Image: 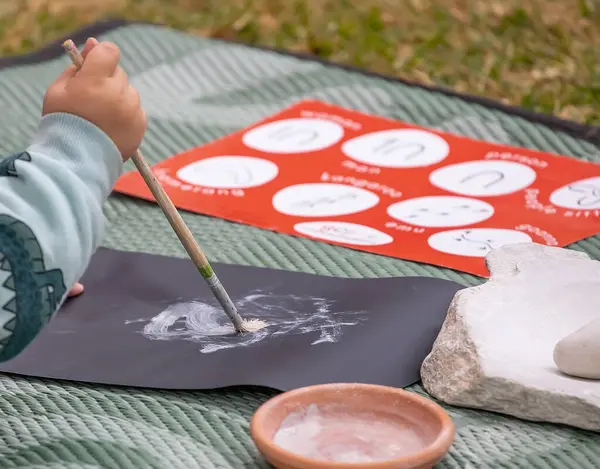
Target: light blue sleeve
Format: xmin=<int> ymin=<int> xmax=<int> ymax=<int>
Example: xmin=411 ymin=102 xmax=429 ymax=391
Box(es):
xmin=0 ymin=112 xmax=123 ymax=361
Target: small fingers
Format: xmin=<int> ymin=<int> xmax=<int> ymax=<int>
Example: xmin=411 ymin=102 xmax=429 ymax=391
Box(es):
xmin=133 ymin=107 xmax=148 ymax=137
xmin=126 ymin=84 xmax=141 ymax=111
xmin=78 ymin=41 xmax=120 ymax=78
xmin=120 ymin=106 xmax=147 ymax=161
xmin=139 ymin=108 xmax=148 ymax=132
xmin=113 ymin=66 xmax=130 ymax=93
xmin=68 ymin=282 xmax=84 ymax=297
xmin=50 ymin=37 xmax=99 ymax=87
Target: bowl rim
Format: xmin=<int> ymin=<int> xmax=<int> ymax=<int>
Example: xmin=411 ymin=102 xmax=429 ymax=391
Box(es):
xmin=250 ymin=382 xmax=455 ymax=469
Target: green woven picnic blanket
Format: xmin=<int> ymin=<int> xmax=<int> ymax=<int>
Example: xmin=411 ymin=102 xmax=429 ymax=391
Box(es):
xmin=1 ymin=20 xmax=599 ymax=469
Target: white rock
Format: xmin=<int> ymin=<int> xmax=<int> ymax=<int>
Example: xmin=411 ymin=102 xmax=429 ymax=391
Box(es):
xmin=421 ymin=242 xmax=600 ymax=432
xmin=554 ymin=316 xmax=600 ymax=380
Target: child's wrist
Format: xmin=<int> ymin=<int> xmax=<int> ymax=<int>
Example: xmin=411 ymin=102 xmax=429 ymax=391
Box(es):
xmin=29 ymin=112 xmax=123 ymax=194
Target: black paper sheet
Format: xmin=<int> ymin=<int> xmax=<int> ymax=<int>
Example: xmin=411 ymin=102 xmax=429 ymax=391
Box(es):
xmin=0 ymin=248 xmax=463 ymax=391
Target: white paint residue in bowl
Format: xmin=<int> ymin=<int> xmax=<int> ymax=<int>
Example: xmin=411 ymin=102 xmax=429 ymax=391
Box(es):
xmin=273 ymin=404 xmax=426 ymax=463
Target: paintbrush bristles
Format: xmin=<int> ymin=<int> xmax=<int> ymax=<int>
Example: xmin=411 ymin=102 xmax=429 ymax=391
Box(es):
xmin=241 ymin=319 xmax=268 ymax=333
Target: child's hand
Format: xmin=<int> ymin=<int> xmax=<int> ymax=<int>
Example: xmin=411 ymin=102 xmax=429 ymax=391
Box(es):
xmin=42 ymin=37 xmax=147 ymax=160
xmin=68 ymin=282 xmax=84 ymax=298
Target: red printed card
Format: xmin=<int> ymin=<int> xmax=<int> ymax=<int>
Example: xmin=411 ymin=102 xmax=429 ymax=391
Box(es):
xmin=114 ymin=100 xmax=600 ymax=277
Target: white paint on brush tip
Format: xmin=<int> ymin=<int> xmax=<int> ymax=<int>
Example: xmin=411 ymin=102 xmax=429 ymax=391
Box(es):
xmin=129 ymin=291 xmax=367 ymax=353
xmin=241 ymin=318 xmax=268 ymax=332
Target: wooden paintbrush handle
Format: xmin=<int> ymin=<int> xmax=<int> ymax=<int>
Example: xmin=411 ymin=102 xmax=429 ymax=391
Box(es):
xmin=62 ymin=39 xmax=250 ymax=332
xmin=62 ymin=39 xmax=212 ymax=275
xmin=130 ymin=150 xmax=212 ymax=276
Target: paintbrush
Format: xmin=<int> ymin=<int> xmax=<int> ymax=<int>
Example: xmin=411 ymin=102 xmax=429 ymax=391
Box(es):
xmin=62 ymin=39 xmax=265 ymax=334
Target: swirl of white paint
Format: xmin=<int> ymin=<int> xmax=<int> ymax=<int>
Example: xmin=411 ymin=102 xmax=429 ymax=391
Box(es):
xmin=136 ymin=292 xmax=367 ymax=354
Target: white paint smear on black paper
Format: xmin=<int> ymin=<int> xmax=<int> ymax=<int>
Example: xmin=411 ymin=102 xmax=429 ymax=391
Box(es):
xmin=0 ymin=248 xmax=463 ymax=391
xmin=131 ymin=292 xmax=367 ymax=353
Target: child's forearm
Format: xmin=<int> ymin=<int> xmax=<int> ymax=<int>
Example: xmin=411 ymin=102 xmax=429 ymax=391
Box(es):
xmin=0 ymin=113 xmax=122 ymax=361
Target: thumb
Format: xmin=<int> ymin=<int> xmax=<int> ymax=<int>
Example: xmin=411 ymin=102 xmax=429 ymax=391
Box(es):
xmin=51 ymin=37 xmax=99 ymax=86
xmin=81 ymin=37 xmax=99 ymax=59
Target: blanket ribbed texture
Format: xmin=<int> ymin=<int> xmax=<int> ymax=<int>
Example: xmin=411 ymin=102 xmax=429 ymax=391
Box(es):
xmin=0 ymin=22 xmax=598 ymax=468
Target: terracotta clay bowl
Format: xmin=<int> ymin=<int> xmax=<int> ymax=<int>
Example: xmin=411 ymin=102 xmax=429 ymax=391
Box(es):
xmin=250 ymin=383 xmax=454 ymax=469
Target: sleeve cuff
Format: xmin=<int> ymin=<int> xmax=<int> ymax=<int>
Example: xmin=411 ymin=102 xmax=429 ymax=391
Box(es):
xmin=27 ymin=112 xmax=123 ymax=200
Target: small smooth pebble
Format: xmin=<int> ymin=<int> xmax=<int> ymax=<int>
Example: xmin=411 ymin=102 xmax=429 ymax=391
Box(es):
xmin=554 ymin=317 xmax=600 ymax=380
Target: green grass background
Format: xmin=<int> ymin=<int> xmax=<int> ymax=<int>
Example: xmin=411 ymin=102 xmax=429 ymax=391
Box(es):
xmin=2 ymin=0 xmax=599 ymax=124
